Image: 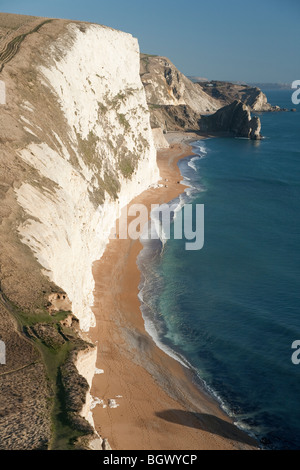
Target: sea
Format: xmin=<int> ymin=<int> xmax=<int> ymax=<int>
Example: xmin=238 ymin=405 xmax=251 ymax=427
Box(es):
xmin=137 ymin=89 xmax=300 ymax=449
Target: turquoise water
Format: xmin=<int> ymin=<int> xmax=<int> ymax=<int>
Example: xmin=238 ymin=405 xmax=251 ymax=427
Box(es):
xmin=138 ymin=90 xmax=300 ymax=449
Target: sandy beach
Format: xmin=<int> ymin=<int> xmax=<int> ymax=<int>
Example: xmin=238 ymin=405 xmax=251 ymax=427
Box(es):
xmin=90 ymin=134 xmax=258 ymax=450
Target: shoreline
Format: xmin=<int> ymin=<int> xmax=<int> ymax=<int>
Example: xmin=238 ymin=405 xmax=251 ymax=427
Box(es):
xmin=90 ymin=132 xmax=258 ymax=450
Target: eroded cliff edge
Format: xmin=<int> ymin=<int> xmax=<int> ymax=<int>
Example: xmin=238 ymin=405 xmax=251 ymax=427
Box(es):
xmin=0 ymin=14 xmax=158 ymax=449
xmin=140 ymin=54 xmax=264 ymax=139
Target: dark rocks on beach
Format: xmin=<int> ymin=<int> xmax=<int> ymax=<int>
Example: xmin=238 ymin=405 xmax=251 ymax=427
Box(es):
xmin=291 ymin=108 xmax=297 ymax=112
xmin=268 ymin=106 xmax=292 ymax=113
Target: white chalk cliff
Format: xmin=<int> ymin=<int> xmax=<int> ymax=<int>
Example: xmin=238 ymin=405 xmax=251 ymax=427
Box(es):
xmin=15 ymin=22 xmax=159 ymax=332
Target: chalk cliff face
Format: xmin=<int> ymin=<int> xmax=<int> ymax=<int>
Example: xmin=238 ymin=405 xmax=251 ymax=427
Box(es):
xmin=196 ymin=81 xmax=272 ymax=112
xmin=0 ymin=14 xmax=158 ymax=449
xmin=13 ymin=22 xmax=158 ymax=331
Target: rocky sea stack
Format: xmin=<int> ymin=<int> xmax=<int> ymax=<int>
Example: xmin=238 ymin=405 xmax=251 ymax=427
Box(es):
xmin=201 ymin=100 xmax=262 ymax=140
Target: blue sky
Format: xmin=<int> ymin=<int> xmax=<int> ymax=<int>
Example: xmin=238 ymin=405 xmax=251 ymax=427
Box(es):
xmin=0 ymin=0 xmax=299 ymax=83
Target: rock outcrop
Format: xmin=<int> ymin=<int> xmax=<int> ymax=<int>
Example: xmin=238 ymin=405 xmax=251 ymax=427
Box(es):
xmin=196 ymin=80 xmax=273 ymax=112
xmin=140 ymin=56 xmax=265 ymax=137
xmin=145 ymin=100 xmax=262 ymax=140
xmin=1 ymin=19 xmax=159 ymax=330
xmin=200 ymin=100 xmax=262 ymax=140
xmin=140 ymin=54 xmax=220 ymax=129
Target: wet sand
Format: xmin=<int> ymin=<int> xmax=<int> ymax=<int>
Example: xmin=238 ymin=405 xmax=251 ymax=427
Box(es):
xmin=90 ymin=137 xmax=258 ymax=450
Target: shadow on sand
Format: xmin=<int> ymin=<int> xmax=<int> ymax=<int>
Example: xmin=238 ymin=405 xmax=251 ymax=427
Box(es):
xmin=156 ymin=409 xmax=257 ymax=447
